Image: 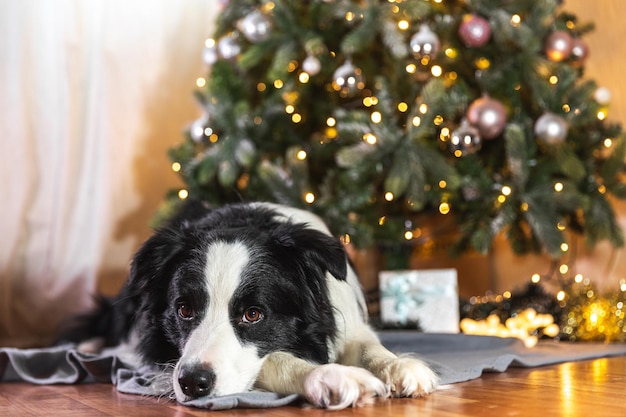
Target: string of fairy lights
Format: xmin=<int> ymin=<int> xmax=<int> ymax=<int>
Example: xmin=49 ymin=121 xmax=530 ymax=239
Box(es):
xmin=168 ymin=0 xmax=625 ymax=343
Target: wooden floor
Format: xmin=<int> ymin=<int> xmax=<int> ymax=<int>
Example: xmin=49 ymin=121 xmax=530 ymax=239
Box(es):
xmin=1 ymin=356 xmax=625 ymax=417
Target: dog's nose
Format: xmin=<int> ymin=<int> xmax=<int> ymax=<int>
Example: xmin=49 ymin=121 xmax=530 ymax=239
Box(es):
xmin=177 ymin=364 xmax=216 ymax=399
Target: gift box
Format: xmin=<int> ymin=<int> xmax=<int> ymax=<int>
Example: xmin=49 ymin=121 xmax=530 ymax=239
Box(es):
xmin=379 ymin=269 xmax=459 ymax=332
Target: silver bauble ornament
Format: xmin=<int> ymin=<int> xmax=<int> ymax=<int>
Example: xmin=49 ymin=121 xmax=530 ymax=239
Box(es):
xmin=190 ymin=114 xmax=211 ymax=143
xmin=594 ymin=87 xmax=612 ymax=105
xmin=409 ymin=25 xmax=440 ymax=60
xmin=237 ymin=10 xmax=272 ymax=43
xmin=202 ymin=40 xmax=218 ymax=65
xmin=218 ymin=33 xmax=241 ymax=60
xmin=466 ymin=96 xmax=507 ymax=140
xmin=545 ymin=30 xmax=573 ymax=62
xmin=302 ymin=54 xmax=321 ymax=75
xmin=535 ymin=112 xmax=568 ymax=145
xmin=450 ymin=119 xmax=482 ymax=155
xmin=332 ymin=60 xmax=365 ymax=96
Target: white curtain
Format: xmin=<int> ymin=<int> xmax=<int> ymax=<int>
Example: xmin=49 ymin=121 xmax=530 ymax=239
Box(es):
xmin=0 ymin=0 xmax=219 ymax=347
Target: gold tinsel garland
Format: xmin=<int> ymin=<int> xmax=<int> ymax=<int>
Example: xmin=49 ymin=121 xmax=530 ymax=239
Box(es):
xmin=461 ymin=277 xmax=626 ymax=344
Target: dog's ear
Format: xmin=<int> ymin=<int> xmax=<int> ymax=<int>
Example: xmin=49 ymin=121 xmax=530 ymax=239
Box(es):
xmin=127 ymin=201 xmax=207 ymax=294
xmin=126 ymin=226 xmax=186 ymax=295
xmin=271 ymin=224 xmax=348 ymax=281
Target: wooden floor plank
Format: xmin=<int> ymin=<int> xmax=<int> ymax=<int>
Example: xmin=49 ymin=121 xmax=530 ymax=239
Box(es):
xmin=1 ymin=356 xmax=625 ymax=416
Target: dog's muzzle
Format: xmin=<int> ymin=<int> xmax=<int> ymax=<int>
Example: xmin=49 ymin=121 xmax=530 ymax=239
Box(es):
xmin=177 ymin=363 xmax=216 ymax=399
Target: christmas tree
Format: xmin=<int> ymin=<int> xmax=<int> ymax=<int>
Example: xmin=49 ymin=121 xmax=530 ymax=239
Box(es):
xmin=166 ymin=0 xmax=626 ymax=267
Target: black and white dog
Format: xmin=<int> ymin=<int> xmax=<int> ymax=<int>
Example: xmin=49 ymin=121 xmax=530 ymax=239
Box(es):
xmin=66 ymin=202 xmax=437 ymax=409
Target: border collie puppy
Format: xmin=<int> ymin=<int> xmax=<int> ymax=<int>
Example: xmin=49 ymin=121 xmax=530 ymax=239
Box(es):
xmin=66 ymin=202 xmax=437 ymax=409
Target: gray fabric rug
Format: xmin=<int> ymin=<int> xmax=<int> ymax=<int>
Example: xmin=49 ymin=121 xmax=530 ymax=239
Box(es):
xmin=2 ymin=332 xmax=625 ymax=410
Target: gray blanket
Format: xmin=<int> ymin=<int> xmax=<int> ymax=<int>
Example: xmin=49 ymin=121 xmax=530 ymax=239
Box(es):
xmin=2 ymin=332 xmax=626 ymax=410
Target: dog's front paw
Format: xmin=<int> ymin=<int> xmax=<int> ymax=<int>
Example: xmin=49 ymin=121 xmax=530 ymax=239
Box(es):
xmin=304 ymin=364 xmax=389 ymax=410
xmin=381 ymin=356 xmax=438 ymax=398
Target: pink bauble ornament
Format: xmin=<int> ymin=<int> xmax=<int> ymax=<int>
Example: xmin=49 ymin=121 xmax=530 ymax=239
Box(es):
xmin=570 ymin=38 xmax=589 ymax=67
xmin=467 ymin=96 xmax=507 ymax=140
xmin=458 ymin=14 xmax=491 ymax=47
xmin=545 ymin=30 xmax=573 ymax=62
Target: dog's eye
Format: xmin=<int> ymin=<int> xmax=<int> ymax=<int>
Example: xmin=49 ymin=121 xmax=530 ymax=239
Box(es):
xmin=242 ymin=307 xmax=264 ymax=324
xmin=177 ymin=303 xmax=195 ymax=320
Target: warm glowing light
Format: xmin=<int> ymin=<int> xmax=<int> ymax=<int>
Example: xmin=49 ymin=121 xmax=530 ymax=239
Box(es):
xmin=404 ymin=231 xmax=413 ymax=240
xmin=503 ymin=291 xmax=512 ymax=299
xmin=440 ymin=127 xmax=450 ymax=140
xmin=209 ymin=133 xmax=219 ymax=143
xmin=562 ymin=104 xmax=571 ymax=113
xmin=287 ymin=60 xmax=298 ymax=72
xmin=285 ymin=104 xmax=295 ymax=114
xmin=604 ymin=138 xmax=613 ymax=148
xmin=205 ymin=38 xmax=216 ymax=48
xmin=501 ymin=186 xmax=512 ymax=196
xmin=304 ymin=192 xmax=315 ymax=203
xmin=419 ymin=103 xmax=428 ymax=114
xmin=171 ymin=162 xmax=181 ymax=172
xmin=196 ymin=77 xmax=207 ymax=88
xmin=378 ymin=216 xmax=386 ymax=226
xmin=397 ymin=102 xmax=409 ymax=112
xmin=575 ymin=273 xmax=584 ymax=283
xmin=345 ymin=11 xmax=355 ymax=21
xmin=497 ymin=195 xmax=506 ymax=203
xmin=412 ymin=116 xmax=421 ymax=127
xmin=561 ymin=242 xmax=569 ymax=252
xmin=298 ymin=72 xmax=310 ymax=83
xmin=292 ymin=113 xmax=302 ymax=123
xmin=510 ymin=14 xmax=521 ymax=27
xmin=178 ymin=189 xmax=189 ymax=200
xmin=520 ymin=202 xmax=529 ymax=211
xmin=326 ymin=117 xmax=336 ymax=127
xmin=433 ymin=115 xmax=444 ymax=125
xmin=431 ymin=65 xmax=443 ymax=77
xmin=475 ymin=57 xmax=490 ymax=70
xmin=554 ymin=182 xmax=564 ymax=192
xmin=341 ymin=234 xmax=351 ymax=245
xmin=444 ymin=48 xmax=458 ymax=58
xmin=274 ymin=79 xmax=284 ymax=89
xmin=385 ymin=192 xmax=394 ymax=201
xmin=257 ymin=83 xmax=267 ymax=92
xmin=363 ymin=133 xmax=377 ymax=145
xmin=557 ymin=222 xmax=566 ymax=231
xmin=439 ymin=202 xmax=451 ymax=214
xmin=597 ymin=110 xmax=607 ymax=120
xmin=296 ymin=150 xmax=307 ymax=160
xmin=406 ymin=64 xmax=417 ymax=74
xmin=531 ymin=273 xmax=541 ymax=283
xmin=438 ymin=180 xmax=447 ymax=189
xmin=549 ymin=75 xmax=559 ymax=85
xmin=598 ymin=184 xmax=606 ymax=194
xmin=398 ymin=20 xmax=410 ymax=30
xmin=371 ymin=111 xmax=382 ymax=123
xmin=253 ymin=116 xmax=262 ymax=125
xmin=559 ymin=264 xmax=569 ymax=274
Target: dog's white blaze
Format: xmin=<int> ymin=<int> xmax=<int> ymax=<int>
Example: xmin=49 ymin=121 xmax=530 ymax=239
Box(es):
xmin=174 ymin=241 xmax=264 ymax=398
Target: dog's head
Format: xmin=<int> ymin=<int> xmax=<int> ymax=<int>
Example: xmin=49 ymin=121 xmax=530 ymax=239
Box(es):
xmin=125 ymin=203 xmax=347 ymax=401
